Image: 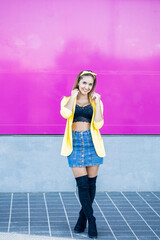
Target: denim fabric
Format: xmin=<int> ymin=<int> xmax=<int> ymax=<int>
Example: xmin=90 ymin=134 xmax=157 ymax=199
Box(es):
xmin=67 ymin=129 xmax=103 ymax=167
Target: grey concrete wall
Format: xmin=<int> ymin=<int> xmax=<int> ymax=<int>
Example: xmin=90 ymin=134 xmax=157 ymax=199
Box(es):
xmin=0 ymin=135 xmax=160 ymax=192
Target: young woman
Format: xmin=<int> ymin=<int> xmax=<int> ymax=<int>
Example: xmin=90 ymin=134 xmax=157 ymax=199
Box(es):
xmin=60 ymin=70 xmax=106 ymax=239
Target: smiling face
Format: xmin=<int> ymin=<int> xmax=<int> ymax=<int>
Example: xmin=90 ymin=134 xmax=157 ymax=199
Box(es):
xmin=78 ymin=76 xmax=94 ymax=95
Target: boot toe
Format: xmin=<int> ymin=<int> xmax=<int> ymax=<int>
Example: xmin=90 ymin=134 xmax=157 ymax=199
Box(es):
xmin=88 ymin=230 xmax=98 ymax=239
xmin=88 ymin=217 xmax=98 ymax=239
xmin=88 ymin=235 xmax=97 ymax=239
xmin=74 ymin=217 xmax=86 ymax=233
xmin=88 ymin=232 xmax=98 ymax=239
xmin=74 ymin=228 xmax=85 ymax=233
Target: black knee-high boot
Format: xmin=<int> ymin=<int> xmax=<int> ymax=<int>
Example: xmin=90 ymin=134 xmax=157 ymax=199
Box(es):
xmin=89 ymin=176 xmax=97 ymax=203
xmin=74 ymin=175 xmax=97 ymax=239
xmin=74 ymin=176 xmax=97 ymax=233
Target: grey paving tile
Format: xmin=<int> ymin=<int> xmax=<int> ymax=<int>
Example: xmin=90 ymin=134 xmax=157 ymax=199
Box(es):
xmin=111 ymin=225 xmax=131 ymax=231
xmin=0 ymin=191 xmax=160 ymax=239
xmin=11 ymin=217 xmax=28 ymax=222
xmin=97 ymin=230 xmax=115 ymax=236
xmin=10 ymin=222 xmax=28 ymax=227
xmin=143 ymin=216 xmax=160 ymax=221
xmin=154 ymin=231 xmax=160 ymax=237
xmin=123 ymin=215 xmax=144 ymax=220
xmin=51 ymin=231 xmax=71 ymax=237
xmin=114 ymin=231 xmax=135 ymax=237
xmin=12 ymin=198 xmax=28 ymax=202
xmin=0 ymin=227 xmax=8 ymax=232
xmin=48 ymin=209 xmax=65 ymax=213
xmin=12 ymin=208 xmax=28 ymax=213
xmin=135 ymin=231 xmax=159 ymax=237
xmin=151 ymin=225 xmax=160 ymax=231
xmin=29 ymin=205 xmax=45 ymax=209
xmin=0 ymin=217 xmax=9 ymax=222
xmin=107 ymin=192 xmax=123 ymax=196
xmin=49 ymin=216 xmax=66 ymax=221
xmin=95 ymin=238 xmax=115 ymax=240
xmin=48 ymin=212 xmax=65 ymax=216
xmin=30 ymin=221 xmax=48 ymax=227
xmin=10 ymin=226 xmax=28 ymax=232
xmin=0 ymin=223 xmax=8 ymax=227
xmin=12 ymin=205 xmax=28 ymax=209
xmin=103 ymin=216 xmax=124 ymax=221
xmin=30 ymin=219 xmax=48 ymax=223
xmin=30 ymin=211 xmax=46 ymax=216
xmin=107 ymin=220 xmax=127 ymax=225
xmin=146 ymin=220 xmax=160 ymax=225
xmin=9 ymin=230 xmax=28 ymax=234
xmin=131 ymin=225 xmax=151 ymax=231
xmin=30 ymin=231 xmax=50 ymax=236
xmin=0 ymin=201 xmax=11 ymax=205
xmin=30 ymin=226 xmax=49 ymax=231
xmin=11 ymin=213 xmax=28 ymax=217
xmin=138 ymin=210 xmax=158 ymax=215
xmin=0 ymin=206 xmax=10 ymax=210
xmin=138 ymin=237 xmax=159 ymax=240
xmin=116 ymin=238 xmax=137 ymax=240
xmin=152 ymin=192 xmax=160 ymax=197
xmin=127 ymin=220 xmax=150 ymax=225
xmin=30 ymin=209 xmax=46 ymax=213
xmin=50 ymin=221 xmax=69 ymax=226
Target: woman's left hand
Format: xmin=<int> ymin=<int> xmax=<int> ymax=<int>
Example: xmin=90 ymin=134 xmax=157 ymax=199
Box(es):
xmin=91 ymin=92 xmax=101 ymax=104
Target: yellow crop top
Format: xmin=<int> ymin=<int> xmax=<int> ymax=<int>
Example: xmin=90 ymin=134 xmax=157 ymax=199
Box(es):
xmin=60 ymin=96 xmax=106 ymax=157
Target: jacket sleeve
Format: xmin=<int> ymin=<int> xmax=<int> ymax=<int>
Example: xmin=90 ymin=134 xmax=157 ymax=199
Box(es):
xmin=93 ymin=100 xmax=104 ymax=130
xmin=60 ymin=96 xmax=73 ymax=119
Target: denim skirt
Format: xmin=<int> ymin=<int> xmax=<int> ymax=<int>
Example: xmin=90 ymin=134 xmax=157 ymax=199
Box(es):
xmin=67 ymin=129 xmax=103 ymax=167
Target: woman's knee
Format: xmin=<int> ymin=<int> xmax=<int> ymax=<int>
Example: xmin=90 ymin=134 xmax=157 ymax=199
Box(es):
xmin=86 ymin=166 xmax=99 ymax=178
xmin=71 ymin=167 xmax=88 ymax=178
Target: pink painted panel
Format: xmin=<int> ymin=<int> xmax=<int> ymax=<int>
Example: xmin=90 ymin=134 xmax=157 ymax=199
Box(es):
xmin=0 ymin=0 xmax=160 ymax=134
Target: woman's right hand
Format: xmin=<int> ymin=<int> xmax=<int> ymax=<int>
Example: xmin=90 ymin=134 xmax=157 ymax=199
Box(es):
xmin=71 ymin=88 xmax=79 ymax=98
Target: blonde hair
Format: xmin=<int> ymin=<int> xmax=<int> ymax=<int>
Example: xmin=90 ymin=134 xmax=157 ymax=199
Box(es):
xmin=72 ymin=70 xmax=97 ymax=97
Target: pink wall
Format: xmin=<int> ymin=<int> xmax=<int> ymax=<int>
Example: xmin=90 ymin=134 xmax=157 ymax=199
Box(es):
xmin=0 ymin=0 xmax=160 ymax=134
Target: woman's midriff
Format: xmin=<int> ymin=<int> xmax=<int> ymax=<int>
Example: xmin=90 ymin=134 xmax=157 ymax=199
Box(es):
xmin=72 ymin=122 xmax=90 ymax=131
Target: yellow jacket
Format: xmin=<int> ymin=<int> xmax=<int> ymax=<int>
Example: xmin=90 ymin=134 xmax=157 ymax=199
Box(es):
xmin=60 ymin=96 xmax=106 ymax=157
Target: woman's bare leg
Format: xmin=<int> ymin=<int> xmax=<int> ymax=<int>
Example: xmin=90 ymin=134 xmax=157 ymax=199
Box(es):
xmin=71 ymin=165 xmax=100 ymax=178
xmin=86 ymin=165 xmax=100 ymax=177
xmin=71 ymin=167 xmax=87 ymax=178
